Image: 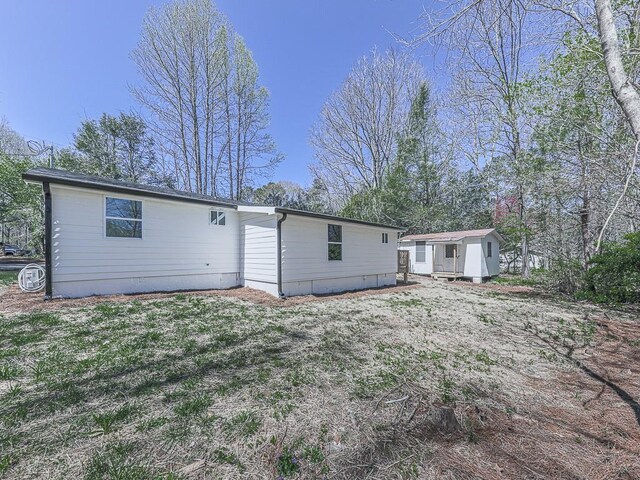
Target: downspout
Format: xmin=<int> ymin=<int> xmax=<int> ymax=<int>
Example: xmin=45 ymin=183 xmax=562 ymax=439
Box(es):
xmin=276 ymin=212 xmax=288 ymax=298
xmin=43 ymin=182 xmax=53 ymax=299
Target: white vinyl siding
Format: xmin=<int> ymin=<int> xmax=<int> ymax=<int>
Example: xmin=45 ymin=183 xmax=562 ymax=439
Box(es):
xmin=239 ymin=212 xmax=277 ymax=287
xmin=482 ymin=234 xmax=501 ymax=277
xmin=47 ymin=184 xmax=402 ymax=298
xmin=50 ymin=185 xmax=240 ymax=297
xmin=281 ymin=216 xmax=398 ymax=284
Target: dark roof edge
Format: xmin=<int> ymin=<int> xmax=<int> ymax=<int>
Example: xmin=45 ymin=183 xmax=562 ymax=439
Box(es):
xmin=22 ymin=169 xmax=239 ymax=209
xmin=274 ymin=207 xmax=405 ymax=231
xmin=22 ymin=168 xmax=406 ymax=229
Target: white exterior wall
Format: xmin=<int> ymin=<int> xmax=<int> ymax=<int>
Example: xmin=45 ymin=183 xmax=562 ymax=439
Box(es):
xmin=398 ymin=241 xmax=433 ymax=274
xmin=482 ymin=233 xmax=501 ymax=277
xmin=462 ymin=239 xmax=483 ymax=279
xmin=50 ymin=185 xmax=241 ymax=298
xmin=400 ymin=235 xmax=501 ymax=281
xmin=239 ymin=212 xmax=278 ymax=296
xmin=281 ymin=216 xmax=399 ymax=296
xmin=458 ymin=241 xmax=468 ymax=274
xmin=47 ymin=184 xmax=403 ymax=299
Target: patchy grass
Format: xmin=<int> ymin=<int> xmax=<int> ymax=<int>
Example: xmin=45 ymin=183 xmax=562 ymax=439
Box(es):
xmin=0 ymin=270 xmax=17 ymax=286
xmin=0 ymin=279 xmax=638 ymax=479
xmin=493 ymin=271 xmax=544 ymax=287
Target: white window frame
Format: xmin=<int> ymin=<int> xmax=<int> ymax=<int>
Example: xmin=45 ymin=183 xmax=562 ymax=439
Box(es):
xmin=328 ymin=224 xmax=342 ymax=261
xmin=209 ymin=210 xmax=226 ymax=226
xmin=487 ymin=241 xmax=493 ymax=258
xmin=104 ymin=195 xmax=143 ymax=239
xmin=445 ymin=244 xmax=456 ymax=258
xmin=382 ymin=232 xmax=389 ymax=244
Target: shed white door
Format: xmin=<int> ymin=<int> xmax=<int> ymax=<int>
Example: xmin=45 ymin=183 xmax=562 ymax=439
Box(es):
xmin=442 ymin=244 xmax=456 ymax=273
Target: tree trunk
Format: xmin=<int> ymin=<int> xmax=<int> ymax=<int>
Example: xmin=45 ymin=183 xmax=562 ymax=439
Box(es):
xmin=580 ymin=192 xmax=591 ymax=267
xmin=595 ymin=0 xmax=640 ymax=140
xmin=595 ymin=0 xmax=640 ymax=251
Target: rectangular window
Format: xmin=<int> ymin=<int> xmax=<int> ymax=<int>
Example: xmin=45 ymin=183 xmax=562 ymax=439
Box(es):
xmin=416 ymin=241 xmax=426 ymax=263
xmin=328 ymin=224 xmax=342 ymax=261
xmin=106 ymin=197 xmax=142 ymax=238
xmin=487 ymin=241 xmax=492 ymax=258
xmin=445 ymin=244 xmax=455 ymax=258
xmin=382 ymin=233 xmax=389 ymax=244
xmin=210 ymin=210 xmax=226 ymax=225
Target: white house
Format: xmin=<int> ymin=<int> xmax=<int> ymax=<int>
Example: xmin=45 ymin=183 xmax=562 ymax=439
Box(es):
xmin=23 ymin=168 xmax=402 ymax=299
xmin=398 ymin=229 xmax=503 ymax=283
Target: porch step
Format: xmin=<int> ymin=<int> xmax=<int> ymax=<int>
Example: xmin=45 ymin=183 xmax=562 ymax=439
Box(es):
xmin=433 ymin=275 xmax=457 ymax=282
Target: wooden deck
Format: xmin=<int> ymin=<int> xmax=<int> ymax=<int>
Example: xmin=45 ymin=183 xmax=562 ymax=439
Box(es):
xmin=431 ymin=271 xmax=463 ymax=280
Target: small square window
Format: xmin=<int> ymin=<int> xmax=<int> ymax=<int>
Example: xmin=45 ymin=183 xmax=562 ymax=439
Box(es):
xmin=328 ymin=224 xmax=342 ymax=243
xmin=328 ymin=243 xmax=342 ymax=261
xmin=210 ymin=210 xmax=226 ymax=225
xmin=445 ymin=244 xmax=456 ymax=258
xmin=106 ymin=197 xmax=142 ymax=238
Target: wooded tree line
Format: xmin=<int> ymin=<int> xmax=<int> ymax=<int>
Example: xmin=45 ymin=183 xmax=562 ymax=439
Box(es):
xmin=306 ymin=0 xmax=640 ymax=293
xmin=1 ymin=0 xmax=638 ymax=299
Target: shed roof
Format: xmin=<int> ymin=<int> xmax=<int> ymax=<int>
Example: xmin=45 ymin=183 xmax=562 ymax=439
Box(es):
xmin=23 ymin=168 xmax=404 ymax=230
xmin=399 ymin=228 xmax=503 ymax=243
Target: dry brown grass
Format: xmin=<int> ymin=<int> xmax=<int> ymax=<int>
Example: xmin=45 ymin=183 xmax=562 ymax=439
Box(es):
xmin=0 ymin=275 xmax=638 ymax=479
xmin=0 ymin=281 xmax=423 ymax=314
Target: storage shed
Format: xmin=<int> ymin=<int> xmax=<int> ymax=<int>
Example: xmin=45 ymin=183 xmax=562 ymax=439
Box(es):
xmin=23 ymin=168 xmax=403 ymax=299
xmin=398 ymin=229 xmax=503 ymax=283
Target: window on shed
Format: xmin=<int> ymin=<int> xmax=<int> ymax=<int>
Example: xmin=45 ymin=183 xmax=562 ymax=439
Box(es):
xmin=487 ymin=241 xmax=492 ymax=257
xmin=445 ymin=244 xmax=456 ymax=258
xmin=210 ymin=210 xmax=226 ymax=225
xmin=328 ymin=224 xmax=342 ymax=261
xmin=105 ymin=197 xmax=142 ymax=238
xmin=415 ymin=241 xmax=426 ymax=263
xmin=382 ymin=233 xmax=389 ymax=243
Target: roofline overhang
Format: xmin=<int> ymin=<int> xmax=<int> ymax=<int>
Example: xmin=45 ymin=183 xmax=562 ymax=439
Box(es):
xmin=22 ymin=170 xmax=239 ymax=209
xmin=22 ymin=168 xmax=407 ymax=230
xmin=399 ymin=237 xmax=466 ymax=243
xmin=399 ymin=230 xmax=504 ymax=244
xmin=274 ymin=207 xmax=405 ymax=231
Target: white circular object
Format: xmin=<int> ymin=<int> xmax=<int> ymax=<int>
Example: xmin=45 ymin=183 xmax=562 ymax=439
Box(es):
xmin=18 ymin=264 xmax=46 ymax=292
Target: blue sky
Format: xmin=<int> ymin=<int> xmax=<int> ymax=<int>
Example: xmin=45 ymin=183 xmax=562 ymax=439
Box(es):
xmin=0 ymin=0 xmax=441 ymax=185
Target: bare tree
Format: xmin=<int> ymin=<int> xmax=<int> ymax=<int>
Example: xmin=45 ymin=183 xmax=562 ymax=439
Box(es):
xmin=309 ymin=48 xmax=426 ymax=205
xmin=418 ymin=0 xmax=538 ymax=275
xmin=131 ymin=0 xmax=223 ymax=193
xmin=412 ymin=0 xmax=640 ymax=265
xmin=229 ymin=35 xmax=282 ymax=200
xmin=131 ymin=0 xmax=280 ymax=198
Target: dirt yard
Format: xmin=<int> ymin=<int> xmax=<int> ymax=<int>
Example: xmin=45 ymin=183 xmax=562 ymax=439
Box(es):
xmin=0 ymin=275 xmax=638 ymax=479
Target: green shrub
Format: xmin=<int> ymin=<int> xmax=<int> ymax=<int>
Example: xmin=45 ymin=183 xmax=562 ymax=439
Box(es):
xmin=580 ymin=232 xmax=640 ymax=304
xmin=545 ymin=259 xmax=585 ymax=294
